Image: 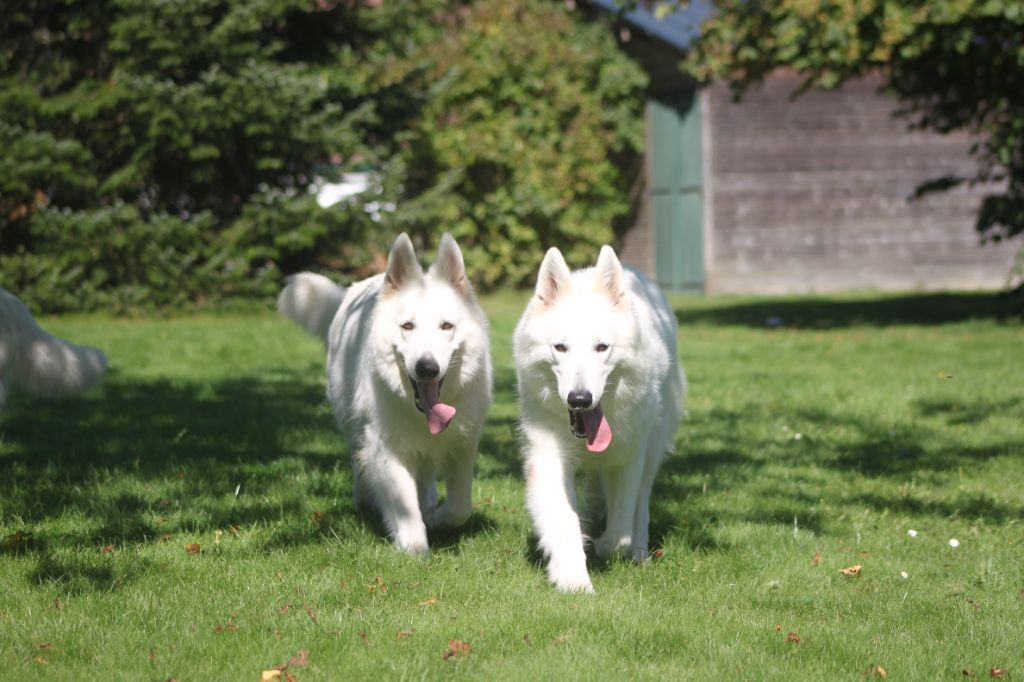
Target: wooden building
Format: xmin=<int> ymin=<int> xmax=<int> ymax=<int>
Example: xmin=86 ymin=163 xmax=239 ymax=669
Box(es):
xmin=595 ymin=2 xmax=1019 ymax=294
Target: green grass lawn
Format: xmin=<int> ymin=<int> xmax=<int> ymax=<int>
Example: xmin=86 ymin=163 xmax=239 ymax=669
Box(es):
xmin=1 ymin=291 xmax=1022 ymax=680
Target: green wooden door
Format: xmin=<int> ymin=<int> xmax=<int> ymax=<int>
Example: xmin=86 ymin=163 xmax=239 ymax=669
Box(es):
xmin=649 ymin=90 xmax=704 ymax=293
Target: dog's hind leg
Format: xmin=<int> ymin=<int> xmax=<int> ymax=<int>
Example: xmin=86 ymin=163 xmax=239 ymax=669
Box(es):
xmin=581 ymin=472 xmax=605 ymax=536
xmin=425 ymin=444 xmax=475 ymax=530
xmin=417 ymin=470 xmax=439 ymax=515
xmin=594 ymin=435 xmax=648 ymax=560
xmin=630 ymin=437 xmax=667 ymax=561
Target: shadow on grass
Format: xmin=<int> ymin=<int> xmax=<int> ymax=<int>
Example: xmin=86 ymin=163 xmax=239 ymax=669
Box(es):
xmin=646 ymin=398 xmax=1024 ymax=550
xmin=0 ymin=375 xmax=335 ymax=550
xmin=676 ymin=291 xmax=1021 ymax=329
xmin=1 ymin=370 xmax=509 ymax=567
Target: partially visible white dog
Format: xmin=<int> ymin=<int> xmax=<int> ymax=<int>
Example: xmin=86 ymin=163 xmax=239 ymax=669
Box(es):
xmin=0 ymin=288 xmax=108 ymax=413
xmin=278 ymin=233 xmax=492 ymax=555
xmin=514 ymin=245 xmax=686 ymax=592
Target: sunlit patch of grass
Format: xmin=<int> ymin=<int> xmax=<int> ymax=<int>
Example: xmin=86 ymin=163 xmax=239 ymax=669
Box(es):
xmin=0 ymin=291 xmax=1021 ymax=679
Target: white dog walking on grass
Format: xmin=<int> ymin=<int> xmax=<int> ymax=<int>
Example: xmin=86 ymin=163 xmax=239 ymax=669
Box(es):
xmin=278 ymin=233 xmax=492 ymax=555
xmin=514 ymin=245 xmax=686 ymax=592
xmin=0 ymin=288 xmax=108 ymax=414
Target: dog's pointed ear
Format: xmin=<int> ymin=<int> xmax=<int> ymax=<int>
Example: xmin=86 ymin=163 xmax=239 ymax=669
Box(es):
xmin=593 ymin=245 xmax=626 ymax=305
xmin=383 ymin=233 xmax=423 ymax=296
xmin=429 ymin=232 xmax=471 ymax=298
xmin=535 ymin=247 xmax=572 ymax=305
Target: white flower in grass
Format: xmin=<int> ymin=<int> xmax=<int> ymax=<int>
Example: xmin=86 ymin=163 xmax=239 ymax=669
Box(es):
xmin=948 ymin=538 xmax=960 ymax=548
xmin=793 ymin=433 xmax=803 ymax=441
xmin=900 ymin=571 xmax=908 ymax=579
xmin=907 ymin=529 xmax=918 ymax=538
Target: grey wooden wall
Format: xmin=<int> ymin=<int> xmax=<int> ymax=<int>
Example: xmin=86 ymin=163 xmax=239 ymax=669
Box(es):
xmin=703 ymin=70 xmax=1018 ymax=294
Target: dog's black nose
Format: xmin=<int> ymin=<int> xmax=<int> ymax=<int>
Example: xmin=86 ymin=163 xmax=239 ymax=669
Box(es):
xmin=567 ymin=390 xmax=592 ymax=409
xmin=415 ymin=356 xmax=440 ymax=379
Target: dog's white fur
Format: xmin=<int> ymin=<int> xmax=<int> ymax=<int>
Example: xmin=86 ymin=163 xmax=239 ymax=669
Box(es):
xmin=0 ymin=288 xmax=108 ymax=413
xmin=514 ymin=245 xmax=686 ymax=592
xmin=278 ymin=233 xmax=492 ymax=555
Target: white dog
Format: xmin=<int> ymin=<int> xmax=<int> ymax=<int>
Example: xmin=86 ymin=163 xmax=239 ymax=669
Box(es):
xmin=0 ymin=288 xmax=108 ymax=413
xmin=514 ymin=245 xmax=686 ymax=592
xmin=278 ymin=233 xmax=492 ymax=555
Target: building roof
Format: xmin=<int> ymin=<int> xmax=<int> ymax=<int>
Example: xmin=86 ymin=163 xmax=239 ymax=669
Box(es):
xmin=588 ymin=0 xmax=711 ymax=52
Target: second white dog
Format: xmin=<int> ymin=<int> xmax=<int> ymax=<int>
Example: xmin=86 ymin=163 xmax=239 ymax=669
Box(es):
xmin=278 ymin=233 xmax=492 ymax=555
xmin=514 ymin=245 xmax=686 ymax=592
xmin=0 ymin=288 xmax=108 ymax=414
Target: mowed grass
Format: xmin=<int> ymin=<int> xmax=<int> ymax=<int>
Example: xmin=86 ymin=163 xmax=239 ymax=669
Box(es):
xmin=1 ymin=291 xmax=1022 ymax=680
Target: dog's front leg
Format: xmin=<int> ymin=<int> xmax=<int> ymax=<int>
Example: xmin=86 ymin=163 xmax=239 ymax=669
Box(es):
xmin=357 ymin=437 xmax=429 ymax=556
xmin=524 ymin=436 xmax=593 ymax=593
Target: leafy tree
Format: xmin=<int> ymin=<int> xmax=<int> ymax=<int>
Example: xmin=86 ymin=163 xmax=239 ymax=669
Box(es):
xmin=380 ymin=0 xmax=648 ymax=288
xmin=1 ymin=0 xmax=647 ymax=309
xmin=682 ymin=1 xmax=1024 ymax=253
xmin=0 ymin=0 xmax=391 ymax=311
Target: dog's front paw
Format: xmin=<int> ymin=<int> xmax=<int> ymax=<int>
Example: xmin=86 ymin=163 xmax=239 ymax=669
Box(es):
xmin=392 ymin=521 xmax=430 ymax=557
xmin=594 ymin=532 xmax=633 ymax=560
xmin=424 ymin=502 xmax=471 ymax=531
xmin=547 ymin=557 xmax=594 ymax=594
xmin=394 ymin=536 xmax=430 ymax=557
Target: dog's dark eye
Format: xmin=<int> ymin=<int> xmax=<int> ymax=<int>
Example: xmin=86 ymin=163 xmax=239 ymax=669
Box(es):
xmin=400 ymin=321 xmax=414 ymax=331
xmin=441 ymin=321 xmax=454 ymax=331
xmin=554 ymin=343 xmax=567 ymax=353
xmin=595 ymin=343 xmax=609 ymax=353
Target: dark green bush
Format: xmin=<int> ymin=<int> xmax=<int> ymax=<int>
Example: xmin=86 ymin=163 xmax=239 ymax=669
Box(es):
xmin=1 ymin=0 xmax=647 ymax=310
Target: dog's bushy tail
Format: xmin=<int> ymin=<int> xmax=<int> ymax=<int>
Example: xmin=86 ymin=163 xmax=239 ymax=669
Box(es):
xmin=277 ymin=273 xmax=345 ymax=342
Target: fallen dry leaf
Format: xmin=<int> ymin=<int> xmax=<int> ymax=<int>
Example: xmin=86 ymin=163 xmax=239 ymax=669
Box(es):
xmin=651 ymin=548 xmax=665 ymax=559
xmin=304 ymin=605 xmax=317 ymax=623
xmin=417 ymin=598 xmax=437 ymax=607
xmin=185 ymin=543 xmax=201 ymax=555
xmin=786 ymin=632 xmax=801 ymax=644
xmin=357 ymin=630 xmax=369 ymax=646
xmin=863 ymin=664 xmax=888 ymax=678
xmin=261 ymin=671 xmax=282 ymax=682
xmin=2 ymin=530 xmax=33 ymax=553
xmin=279 ymin=602 xmax=292 ymax=614
xmin=101 ymin=544 xmax=115 ymax=554
xmin=367 ymin=576 xmax=387 ymax=594
xmin=812 ymin=550 xmax=822 ymax=566
xmin=775 ymin=624 xmax=782 ymax=632
xmin=990 ymin=669 xmax=1007 ymax=679
xmin=840 ymin=564 xmax=862 ymax=577
xmin=442 ymin=639 xmax=471 ymax=661
xmin=310 ymin=511 xmax=326 ymax=525
xmin=272 ymin=649 xmax=310 ymax=672
xmin=50 ymin=597 xmax=65 ymax=611
xmin=396 ymin=629 xmax=416 ymax=641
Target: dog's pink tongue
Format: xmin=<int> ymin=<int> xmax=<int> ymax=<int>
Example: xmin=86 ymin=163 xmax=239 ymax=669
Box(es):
xmin=419 ymin=380 xmax=456 ymax=435
xmin=583 ymin=405 xmax=612 ymax=452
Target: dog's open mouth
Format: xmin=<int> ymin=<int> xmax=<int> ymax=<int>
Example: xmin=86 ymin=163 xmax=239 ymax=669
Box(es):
xmin=410 ymin=377 xmax=456 ymax=435
xmin=567 ymin=404 xmax=613 ymax=453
